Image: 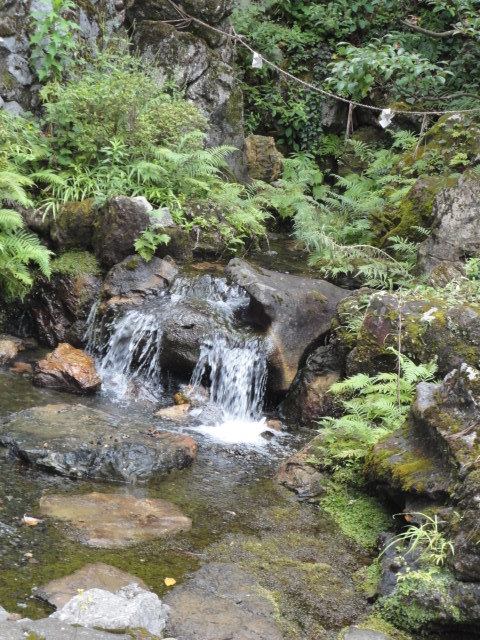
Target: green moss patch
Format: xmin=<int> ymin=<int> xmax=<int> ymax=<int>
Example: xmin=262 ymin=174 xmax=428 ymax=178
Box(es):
xmin=50 ymin=251 xmax=100 ymax=277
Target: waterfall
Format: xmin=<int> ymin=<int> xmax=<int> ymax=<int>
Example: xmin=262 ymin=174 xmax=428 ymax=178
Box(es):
xmin=191 ymin=334 xmax=267 ymax=422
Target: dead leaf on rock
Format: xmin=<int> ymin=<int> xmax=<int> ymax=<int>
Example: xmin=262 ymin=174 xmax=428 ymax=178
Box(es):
xmin=164 ymin=577 xmax=176 ymax=587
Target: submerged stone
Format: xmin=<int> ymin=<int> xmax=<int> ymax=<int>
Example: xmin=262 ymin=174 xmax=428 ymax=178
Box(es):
xmin=37 ymin=562 xmax=148 ymax=609
xmin=39 ymin=492 xmax=192 ymax=548
xmin=0 ymin=338 xmax=18 ymax=366
xmin=164 ymin=562 xmax=283 ymax=640
xmin=0 ymin=403 xmax=198 ymax=482
xmin=0 ymin=618 xmax=129 ymax=640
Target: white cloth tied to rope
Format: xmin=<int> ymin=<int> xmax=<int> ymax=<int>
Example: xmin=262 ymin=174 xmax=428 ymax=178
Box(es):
xmin=379 ymin=108 xmax=394 ymax=128
xmin=252 ymin=52 xmax=263 ymax=69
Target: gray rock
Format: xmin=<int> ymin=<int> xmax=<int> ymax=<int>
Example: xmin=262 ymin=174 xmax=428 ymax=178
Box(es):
xmin=7 ymin=53 xmax=32 ymax=85
xmin=102 ymin=255 xmax=178 ymax=303
xmin=340 ymin=629 xmax=392 ymax=640
xmin=226 ymin=259 xmax=350 ymax=394
xmin=51 ymin=584 xmax=169 ymax=635
xmin=0 ymin=605 xmax=8 ymax=621
xmin=2 ymin=100 xmax=24 ymax=115
xmin=164 ymin=563 xmax=283 ymax=640
xmin=0 ymin=403 xmax=198 ymax=482
xmin=418 ymin=174 xmax=480 ymax=274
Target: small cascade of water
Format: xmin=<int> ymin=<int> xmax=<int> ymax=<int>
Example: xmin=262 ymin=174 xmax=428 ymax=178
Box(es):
xmin=191 ymin=334 xmax=267 ymax=422
xmin=85 ymin=306 xmax=163 ymax=402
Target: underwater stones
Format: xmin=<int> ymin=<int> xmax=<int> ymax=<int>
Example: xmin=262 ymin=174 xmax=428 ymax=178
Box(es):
xmin=0 ymin=337 xmax=18 ymax=366
xmin=51 ymin=583 xmax=170 ymax=635
xmin=226 ymin=259 xmax=350 ymax=394
xmin=418 ymin=173 xmax=480 ymax=275
xmin=245 ymin=135 xmax=284 ymax=183
xmin=0 ymin=403 xmax=198 ymax=481
xmin=0 ymin=618 xmax=129 ymax=640
xmin=40 ymin=492 xmax=192 ymax=548
xmin=101 ymin=255 xmax=178 ymax=308
xmin=346 ymin=291 xmax=480 ymax=377
xmin=33 ymin=343 xmax=101 ymax=394
xmin=94 ymin=196 xmax=153 ymax=268
xmin=164 ymin=562 xmax=283 ymax=640
xmin=38 ymin=563 xmax=148 ymax=609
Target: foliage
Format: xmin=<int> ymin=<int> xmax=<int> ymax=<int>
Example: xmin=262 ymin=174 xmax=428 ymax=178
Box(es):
xmin=0 ymin=167 xmax=51 ymax=300
xmin=29 ymin=0 xmax=80 ymax=82
xmin=326 ymin=40 xmax=449 ymax=102
xmin=315 ymin=349 xmax=437 ymax=467
xmin=382 ymin=512 xmax=455 ymax=566
xmin=134 ymin=228 xmax=170 ymax=262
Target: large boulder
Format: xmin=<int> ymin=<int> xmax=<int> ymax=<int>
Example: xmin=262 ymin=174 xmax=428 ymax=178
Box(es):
xmin=0 ymin=403 xmax=198 ymax=481
xmin=33 ymin=343 xmax=101 ymax=393
xmin=346 ymin=291 xmax=480 ymax=378
xmin=40 ymin=492 xmax=191 ymax=549
xmin=164 ymin=563 xmax=283 ymax=640
xmin=51 ymin=584 xmax=169 ymax=635
xmin=418 ymin=173 xmax=480 ymax=275
xmin=225 ymin=259 xmax=350 ymax=394
xmin=49 ymin=200 xmax=98 ymax=251
xmin=366 ymin=364 xmax=480 ymax=582
xmin=93 ymin=196 xmax=152 ymax=268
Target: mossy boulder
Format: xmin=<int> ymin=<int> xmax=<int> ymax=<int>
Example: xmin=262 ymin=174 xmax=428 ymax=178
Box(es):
xmin=366 ymin=364 xmax=480 ymax=582
xmin=245 ymin=135 xmax=284 ymax=183
xmin=347 ymin=291 xmax=480 ymax=378
xmin=50 ymin=199 xmax=99 ymax=251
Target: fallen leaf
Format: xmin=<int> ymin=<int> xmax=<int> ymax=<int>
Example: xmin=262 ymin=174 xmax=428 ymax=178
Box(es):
xmin=164 ymin=577 xmax=176 ymax=587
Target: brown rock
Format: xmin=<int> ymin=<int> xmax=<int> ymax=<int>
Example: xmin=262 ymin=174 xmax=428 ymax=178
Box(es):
xmin=10 ymin=362 xmax=32 ymax=375
xmin=39 ymin=492 xmax=192 ymax=548
xmin=276 ymin=437 xmax=326 ymax=499
xmin=245 ymin=135 xmax=284 ymax=183
xmin=155 ymin=404 xmax=190 ymax=422
xmin=266 ymin=419 xmax=284 ymax=432
xmin=38 ymin=563 xmax=148 ymax=609
xmin=0 ymin=338 xmax=18 ymax=366
xmin=33 ymin=344 xmax=101 ymax=394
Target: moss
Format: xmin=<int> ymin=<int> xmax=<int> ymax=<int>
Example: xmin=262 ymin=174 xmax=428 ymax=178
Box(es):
xmin=50 ymin=251 xmax=100 ymax=277
xmin=353 ymin=560 xmax=382 ymax=599
xmin=357 ymin=614 xmax=412 ymax=640
xmin=320 ymin=484 xmax=393 ymax=551
xmin=122 ymin=256 xmax=139 ymax=271
xmin=56 ymin=199 xmax=97 ymax=231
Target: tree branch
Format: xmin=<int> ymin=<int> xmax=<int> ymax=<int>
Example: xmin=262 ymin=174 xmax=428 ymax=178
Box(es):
xmin=401 ymin=20 xmax=458 ymax=39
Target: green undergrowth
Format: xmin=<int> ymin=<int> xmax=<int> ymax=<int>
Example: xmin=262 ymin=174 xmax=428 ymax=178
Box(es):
xmin=50 ymin=250 xmax=100 ymax=277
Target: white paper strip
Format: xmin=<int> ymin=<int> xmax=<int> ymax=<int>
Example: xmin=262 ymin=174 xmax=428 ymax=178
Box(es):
xmin=379 ymin=108 xmax=394 ymax=128
xmin=252 ymin=52 xmax=263 ymax=69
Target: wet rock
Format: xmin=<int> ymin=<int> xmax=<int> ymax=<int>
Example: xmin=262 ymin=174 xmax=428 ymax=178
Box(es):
xmin=40 ymin=492 xmax=191 ymax=548
xmin=33 ymin=343 xmax=101 ymax=394
xmin=245 ymin=135 xmax=283 ymax=182
xmin=160 ymin=303 xmax=214 ymax=377
xmin=155 ymin=404 xmax=191 ymax=423
xmin=0 ymin=606 xmax=7 ymax=621
xmin=49 ymin=200 xmax=99 ymax=251
xmin=276 ymin=435 xmax=326 ymax=499
xmin=164 ymin=563 xmax=283 ymax=640
xmin=281 ymin=344 xmax=342 ymax=426
xmin=0 ymin=338 xmax=18 ymax=366
xmin=418 ymin=173 xmax=480 ymax=275
xmin=94 ymin=196 xmax=152 ymax=268
xmin=346 ymin=291 xmax=480 ymax=377
xmin=226 ymin=259 xmax=350 ymax=394
xmin=38 ymin=563 xmax=148 ymax=609
xmin=29 ymin=260 xmax=102 ymax=347
xmin=0 ymin=403 xmax=197 ymax=482
xmin=51 ymin=583 xmax=169 ymax=635
xmin=101 ymin=254 xmax=178 ymax=310
xmin=9 ymin=362 xmax=32 ymax=375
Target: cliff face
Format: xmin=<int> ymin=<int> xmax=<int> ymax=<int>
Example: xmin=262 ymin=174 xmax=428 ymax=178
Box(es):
xmin=0 ymin=0 xmax=246 ymax=177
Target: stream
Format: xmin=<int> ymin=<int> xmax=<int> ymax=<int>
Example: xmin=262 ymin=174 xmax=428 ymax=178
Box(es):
xmin=0 ymin=267 xmax=385 ymax=638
